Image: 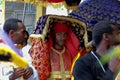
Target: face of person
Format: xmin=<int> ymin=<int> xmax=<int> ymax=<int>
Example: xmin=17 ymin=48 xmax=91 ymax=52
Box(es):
xmin=109 ymin=25 xmax=120 ymax=46
xmin=55 ymin=32 xmax=67 ymax=47
xmin=11 ymin=22 xmax=28 ymax=47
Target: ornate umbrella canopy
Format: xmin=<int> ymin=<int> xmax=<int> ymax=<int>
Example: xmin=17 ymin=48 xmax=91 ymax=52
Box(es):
xmin=6 ymin=0 xmax=81 ymax=9
xmin=70 ymin=0 xmax=120 ymax=29
xmin=33 ymin=15 xmax=87 ymax=45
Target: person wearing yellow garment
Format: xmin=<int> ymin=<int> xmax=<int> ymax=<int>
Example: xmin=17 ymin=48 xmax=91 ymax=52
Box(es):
xmin=0 ymin=18 xmax=38 ymax=80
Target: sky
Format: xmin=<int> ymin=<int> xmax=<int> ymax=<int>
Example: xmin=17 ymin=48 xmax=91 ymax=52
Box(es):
xmin=46 ymin=5 xmax=68 ymax=16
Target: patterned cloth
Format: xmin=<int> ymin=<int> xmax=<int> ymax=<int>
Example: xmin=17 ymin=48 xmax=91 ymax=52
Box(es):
xmin=33 ymin=15 xmax=49 ymax=34
xmin=70 ymin=0 xmax=120 ymax=29
xmin=29 ymin=36 xmax=50 ymax=80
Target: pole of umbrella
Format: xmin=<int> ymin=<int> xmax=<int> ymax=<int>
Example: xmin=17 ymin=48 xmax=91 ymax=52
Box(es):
xmin=22 ymin=2 xmax=26 ymax=23
xmin=1 ymin=0 xmax=5 ymax=28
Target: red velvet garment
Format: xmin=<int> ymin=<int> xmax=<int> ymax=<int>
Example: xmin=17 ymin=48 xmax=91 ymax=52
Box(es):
xmin=53 ymin=23 xmax=69 ymax=33
xmin=29 ymin=37 xmax=50 ymax=80
xmin=48 ymin=47 xmax=72 ymax=80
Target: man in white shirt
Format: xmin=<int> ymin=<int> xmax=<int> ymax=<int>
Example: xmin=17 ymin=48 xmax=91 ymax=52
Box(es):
xmin=0 ymin=18 xmax=38 ymax=80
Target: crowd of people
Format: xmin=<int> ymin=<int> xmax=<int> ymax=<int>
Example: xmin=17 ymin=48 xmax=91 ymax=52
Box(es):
xmin=0 ymin=17 xmax=120 ymax=80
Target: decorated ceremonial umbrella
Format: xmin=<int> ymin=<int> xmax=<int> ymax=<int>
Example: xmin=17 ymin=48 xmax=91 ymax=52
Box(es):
xmin=6 ymin=0 xmax=81 ymax=9
xmin=70 ymin=0 xmax=120 ymax=29
xmin=29 ymin=15 xmax=88 ymax=79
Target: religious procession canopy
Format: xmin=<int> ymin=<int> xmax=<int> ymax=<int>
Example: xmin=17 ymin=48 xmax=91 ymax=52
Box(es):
xmin=6 ymin=0 xmax=81 ymax=9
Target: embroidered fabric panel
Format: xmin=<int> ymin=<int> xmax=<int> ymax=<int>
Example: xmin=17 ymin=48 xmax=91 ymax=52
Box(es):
xmin=29 ymin=37 xmax=50 ymax=80
xmin=70 ymin=0 xmax=120 ymax=29
xmin=49 ymin=48 xmax=72 ymax=80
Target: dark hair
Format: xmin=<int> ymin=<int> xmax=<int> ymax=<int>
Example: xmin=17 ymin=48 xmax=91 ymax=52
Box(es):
xmin=92 ymin=21 xmax=118 ymax=47
xmin=3 ymin=18 xmax=22 ymax=34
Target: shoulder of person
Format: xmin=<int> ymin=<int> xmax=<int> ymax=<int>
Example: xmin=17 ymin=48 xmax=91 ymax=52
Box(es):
xmin=76 ymin=52 xmax=94 ymax=64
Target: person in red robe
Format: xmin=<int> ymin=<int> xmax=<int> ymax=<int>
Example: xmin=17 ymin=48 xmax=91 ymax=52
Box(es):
xmin=29 ymin=15 xmax=87 ymax=80
xmin=47 ymin=22 xmax=73 ymax=80
xmin=30 ymin=22 xmax=80 ymax=80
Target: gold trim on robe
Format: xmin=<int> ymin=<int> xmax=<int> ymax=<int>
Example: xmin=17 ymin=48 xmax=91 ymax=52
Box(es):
xmin=48 ymin=47 xmax=72 ymax=80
